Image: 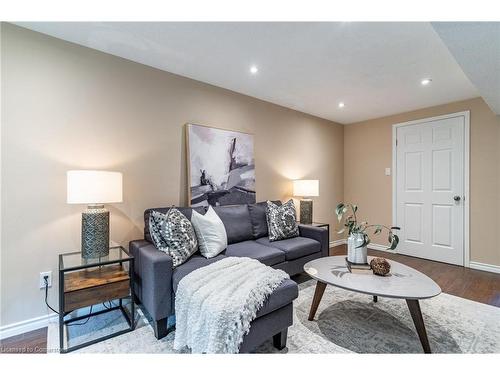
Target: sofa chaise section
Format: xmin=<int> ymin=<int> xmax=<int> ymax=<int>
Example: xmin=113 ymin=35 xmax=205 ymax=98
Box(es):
xmin=129 ymin=202 xmax=329 ymax=352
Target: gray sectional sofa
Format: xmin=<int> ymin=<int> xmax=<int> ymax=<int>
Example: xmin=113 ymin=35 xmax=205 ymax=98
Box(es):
xmin=129 ymin=201 xmax=329 ymax=352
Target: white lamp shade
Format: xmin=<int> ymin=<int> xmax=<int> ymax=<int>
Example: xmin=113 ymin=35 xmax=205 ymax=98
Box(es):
xmin=67 ymin=170 xmax=123 ymax=204
xmin=293 ymin=179 xmax=319 ymax=197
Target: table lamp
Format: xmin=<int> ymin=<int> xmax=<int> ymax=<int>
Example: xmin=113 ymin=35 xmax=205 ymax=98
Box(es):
xmin=293 ymin=179 xmax=319 ymax=225
xmin=67 ymin=170 xmax=123 ymax=259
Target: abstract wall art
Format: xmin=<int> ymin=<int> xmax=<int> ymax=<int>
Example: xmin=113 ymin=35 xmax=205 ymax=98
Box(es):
xmin=186 ymin=123 xmax=256 ymax=207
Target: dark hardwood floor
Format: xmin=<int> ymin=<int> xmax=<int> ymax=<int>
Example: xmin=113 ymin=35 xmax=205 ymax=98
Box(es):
xmin=0 ymin=327 xmax=47 ymax=354
xmin=1 ymin=245 xmax=499 ymax=354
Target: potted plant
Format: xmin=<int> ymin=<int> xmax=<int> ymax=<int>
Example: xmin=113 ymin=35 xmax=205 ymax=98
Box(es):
xmin=335 ymin=203 xmax=400 ymax=264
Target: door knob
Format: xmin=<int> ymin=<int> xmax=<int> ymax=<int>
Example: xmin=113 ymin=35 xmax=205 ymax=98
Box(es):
xmin=453 ymin=195 xmax=461 ymax=202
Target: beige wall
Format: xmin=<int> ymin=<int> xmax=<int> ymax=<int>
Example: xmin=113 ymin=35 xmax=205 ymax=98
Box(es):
xmin=3 ymin=22 xmax=498 ymax=331
xmin=0 ymin=24 xmax=344 ymax=327
xmin=344 ymin=97 xmax=500 ymax=266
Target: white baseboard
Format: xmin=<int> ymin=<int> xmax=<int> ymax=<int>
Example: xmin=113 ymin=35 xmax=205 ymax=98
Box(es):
xmin=329 ymin=239 xmax=346 ymax=248
xmin=0 ymin=312 xmax=57 ymax=340
xmin=367 ymin=243 xmax=396 ymax=253
xmin=469 ymin=261 xmax=500 ymax=274
xmin=329 ymin=239 xmax=395 ymax=254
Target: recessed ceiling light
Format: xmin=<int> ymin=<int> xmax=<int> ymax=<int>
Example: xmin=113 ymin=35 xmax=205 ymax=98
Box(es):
xmin=338 ymin=102 xmax=345 ymax=108
xmin=250 ymin=65 xmax=258 ymax=74
xmin=421 ymin=78 xmax=432 ymax=86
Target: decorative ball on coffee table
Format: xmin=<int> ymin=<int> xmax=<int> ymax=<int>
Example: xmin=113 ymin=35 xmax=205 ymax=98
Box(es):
xmin=370 ymin=257 xmax=391 ymax=276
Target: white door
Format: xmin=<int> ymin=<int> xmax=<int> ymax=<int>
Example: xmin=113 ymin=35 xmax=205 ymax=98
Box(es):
xmin=395 ymin=113 xmax=467 ymax=265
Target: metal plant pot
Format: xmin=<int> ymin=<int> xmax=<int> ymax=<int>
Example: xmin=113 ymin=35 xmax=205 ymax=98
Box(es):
xmin=347 ymin=232 xmax=368 ymax=264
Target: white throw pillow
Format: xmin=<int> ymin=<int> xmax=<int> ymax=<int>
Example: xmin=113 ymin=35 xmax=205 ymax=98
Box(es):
xmin=191 ymin=206 xmax=228 ymax=258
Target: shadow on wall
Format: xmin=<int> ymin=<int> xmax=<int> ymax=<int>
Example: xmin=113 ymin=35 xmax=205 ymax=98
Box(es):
xmin=108 ymin=205 xmax=142 ymax=246
xmin=20 ymin=141 xmax=149 ymax=248
xmin=179 ymin=124 xmax=188 ymax=206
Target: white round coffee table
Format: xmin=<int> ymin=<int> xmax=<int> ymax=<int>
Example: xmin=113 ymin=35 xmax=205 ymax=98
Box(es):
xmin=304 ymin=256 xmax=441 ymax=353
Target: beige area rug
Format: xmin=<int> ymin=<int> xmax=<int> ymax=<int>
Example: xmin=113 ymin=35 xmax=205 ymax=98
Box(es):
xmin=47 ymin=279 xmax=500 ymax=353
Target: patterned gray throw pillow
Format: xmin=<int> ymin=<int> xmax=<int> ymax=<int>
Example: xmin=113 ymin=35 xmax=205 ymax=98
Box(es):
xmin=149 ymin=208 xmax=198 ymax=267
xmin=266 ymin=200 xmax=299 ymax=242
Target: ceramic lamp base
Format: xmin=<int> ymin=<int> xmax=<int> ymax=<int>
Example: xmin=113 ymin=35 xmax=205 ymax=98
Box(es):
xmin=299 ymin=199 xmax=313 ymax=225
xmin=81 ymin=205 xmax=109 ymax=259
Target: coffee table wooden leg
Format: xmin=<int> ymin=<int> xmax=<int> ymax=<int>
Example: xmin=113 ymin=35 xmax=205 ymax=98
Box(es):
xmin=308 ymin=281 xmax=327 ymax=321
xmin=406 ymin=299 xmax=431 ymax=353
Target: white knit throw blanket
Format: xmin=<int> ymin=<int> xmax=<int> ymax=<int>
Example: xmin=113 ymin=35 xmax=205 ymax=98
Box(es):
xmin=173 ymin=257 xmax=289 ymax=353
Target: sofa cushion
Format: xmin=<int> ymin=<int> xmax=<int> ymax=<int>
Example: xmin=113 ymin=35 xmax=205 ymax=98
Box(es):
xmin=172 ymin=254 xmax=226 ymax=292
xmin=248 ymin=202 xmax=268 ymax=238
xmin=149 ymin=209 xmax=199 ymax=267
xmin=255 ymin=278 xmax=298 ymax=318
xmin=257 ymin=236 xmax=321 ymax=261
xmin=248 ymin=200 xmax=281 ymax=239
xmin=173 ymin=255 xmax=298 ymax=320
xmin=266 ymin=200 xmax=299 ymax=241
xmin=144 ymin=206 xmax=205 ymax=243
xmin=213 ymin=205 xmax=254 ymax=244
xmin=225 ymin=241 xmax=285 ymax=266
xmin=191 ymin=206 xmax=228 ymax=258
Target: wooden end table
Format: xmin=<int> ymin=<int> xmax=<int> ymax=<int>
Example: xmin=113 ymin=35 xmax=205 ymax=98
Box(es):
xmin=58 ymin=246 xmax=135 ymax=353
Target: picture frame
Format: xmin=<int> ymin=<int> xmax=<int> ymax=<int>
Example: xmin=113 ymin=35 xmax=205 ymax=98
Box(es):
xmin=186 ymin=123 xmax=256 ymax=207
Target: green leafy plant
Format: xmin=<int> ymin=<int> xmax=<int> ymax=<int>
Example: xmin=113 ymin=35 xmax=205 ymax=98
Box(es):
xmin=335 ymin=202 xmax=400 ymax=250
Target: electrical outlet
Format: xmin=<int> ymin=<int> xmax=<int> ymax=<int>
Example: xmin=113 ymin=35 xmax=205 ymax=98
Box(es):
xmin=40 ymin=271 xmax=52 ymax=289
xmin=385 ymin=167 xmax=391 ymax=176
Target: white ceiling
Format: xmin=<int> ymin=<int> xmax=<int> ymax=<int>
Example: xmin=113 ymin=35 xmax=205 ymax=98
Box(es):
xmin=431 ymin=22 xmax=500 ymax=116
xmin=16 ymin=22 xmax=481 ymax=124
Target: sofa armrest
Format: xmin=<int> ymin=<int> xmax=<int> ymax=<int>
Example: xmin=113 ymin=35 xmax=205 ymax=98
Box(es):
xmin=298 ymin=225 xmax=329 ymax=257
xmin=129 ymin=240 xmax=174 ymax=321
